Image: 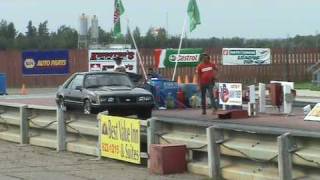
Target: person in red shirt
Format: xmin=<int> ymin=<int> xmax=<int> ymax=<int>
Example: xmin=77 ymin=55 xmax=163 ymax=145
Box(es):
xmin=196 ymin=53 xmax=218 ymax=115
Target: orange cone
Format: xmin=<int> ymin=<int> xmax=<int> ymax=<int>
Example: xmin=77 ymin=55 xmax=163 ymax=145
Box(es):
xmin=184 ymin=75 xmax=189 ymax=84
xmin=192 ymin=75 xmax=198 ymax=84
xmin=177 ymin=75 xmax=182 ymax=84
xmin=20 ymin=84 xmax=28 ymax=95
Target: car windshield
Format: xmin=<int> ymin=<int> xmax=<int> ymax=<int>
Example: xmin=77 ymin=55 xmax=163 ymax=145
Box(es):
xmin=84 ymin=73 xmax=133 ymax=88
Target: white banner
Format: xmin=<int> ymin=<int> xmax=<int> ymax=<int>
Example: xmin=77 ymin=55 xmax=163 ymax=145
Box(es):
xmin=304 ymin=103 xmax=320 ymax=121
xmin=222 ymin=48 xmax=271 ymax=65
xmin=88 ymin=49 xmax=138 ymax=73
xmin=219 ymin=83 xmax=242 ymax=106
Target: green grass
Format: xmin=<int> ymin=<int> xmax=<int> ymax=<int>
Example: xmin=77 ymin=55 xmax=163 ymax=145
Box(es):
xmin=295 ymin=82 xmax=320 ymax=91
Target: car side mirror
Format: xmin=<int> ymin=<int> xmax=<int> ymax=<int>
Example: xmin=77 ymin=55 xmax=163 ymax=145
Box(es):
xmin=75 ymin=86 xmax=83 ymax=91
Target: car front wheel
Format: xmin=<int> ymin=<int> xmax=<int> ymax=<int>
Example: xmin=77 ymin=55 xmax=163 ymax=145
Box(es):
xmin=137 ymin=108 xmax=152 ymax=120
xmin=57 ymin=97 xmax=67 ymax=111
xmin=83 ymin=99 xmax=92 ymax=114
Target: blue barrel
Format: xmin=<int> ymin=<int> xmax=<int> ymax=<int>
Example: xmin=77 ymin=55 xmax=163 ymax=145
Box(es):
xmin=180 ymin=84 xmax=198 ymax=100
xmin=0 ymin=73 xmax=7 ymax=95
xmin=149 ymin=79 xmax=178 ymax=107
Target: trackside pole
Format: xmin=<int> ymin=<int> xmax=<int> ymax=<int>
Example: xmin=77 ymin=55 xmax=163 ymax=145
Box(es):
xmin=126 ymin=18 xmax=147 ymax=81
xmin=172 ymin=14 xmax=188 ymax=81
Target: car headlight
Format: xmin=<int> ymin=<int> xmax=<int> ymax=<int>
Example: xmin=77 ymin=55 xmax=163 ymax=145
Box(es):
xmin=100 ymin=96 xmax=115 ymax=103
xmin=138 ymin=96 xmax=152 ymax=102
xmin=107 ymin=97 xmax=115 ymax=103
xmin=91 ymin=95 xmax=100 ymax=104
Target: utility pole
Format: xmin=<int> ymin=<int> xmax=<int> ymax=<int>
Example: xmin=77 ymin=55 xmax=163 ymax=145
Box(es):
xmin=285 ymin=34 xmax=290 ymax=81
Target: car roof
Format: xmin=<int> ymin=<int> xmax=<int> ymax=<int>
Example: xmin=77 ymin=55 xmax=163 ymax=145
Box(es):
xmin=74 ymin=71 xmax=127 ymax=76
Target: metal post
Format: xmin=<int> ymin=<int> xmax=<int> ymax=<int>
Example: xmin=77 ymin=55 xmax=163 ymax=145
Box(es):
xmin=97 ymin=113 xmax=102 ymax=159
xmin=147 ymin=118 xmax=159 ymax=168
xmin=278 ymin=133 xmax=294 ymax=180
xmin=248 ymin=85 xmax=256 ymax=116
xmin=19 ymin=105 xmax=29 ymax=144
xmin=259 ymin=83 xmax=266 ymax=113
xmin=56 ymin=106 xmax=66 ymax=152
xmin=207 ymin=126 xmax=223 ymax=179
xmin=283 ymin=84 xmax=292 ymax=114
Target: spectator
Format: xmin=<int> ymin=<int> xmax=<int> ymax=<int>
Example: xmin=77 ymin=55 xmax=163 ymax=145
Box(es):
xmin=113 ymin=57 xmax=126 ymax=73
xmin=196 ymin=53 xmax=218 ymax=115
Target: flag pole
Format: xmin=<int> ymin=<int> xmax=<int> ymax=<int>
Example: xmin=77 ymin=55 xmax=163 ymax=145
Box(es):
xmin=126 ymin=18 xmax=148 ymax=81
xmin=171 ymin=14 xmax=188 ymax=81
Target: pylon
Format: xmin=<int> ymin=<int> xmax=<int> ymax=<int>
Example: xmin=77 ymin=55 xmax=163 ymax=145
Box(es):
xmin=177 ymin=75 xmax=182 ymax=84
xmin=20 ymin=83 xmax=28 ymax=95
xmin=184 ymin=75 xmax=189 ymax=84
xmin=192 ymin=75 xmax=198 ymax=84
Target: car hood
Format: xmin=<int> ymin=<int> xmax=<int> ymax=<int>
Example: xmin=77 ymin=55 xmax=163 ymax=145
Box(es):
xmin=88 ymin=86 xmax=152 ymax=95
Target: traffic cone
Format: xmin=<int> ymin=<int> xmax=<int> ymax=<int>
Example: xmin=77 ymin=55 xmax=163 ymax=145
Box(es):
xmin=20 ymin=83 xmax=28 ymax=95
xmin=184 ymin=75 xmax=189 ymax=84
xmin=192 ymin=75 xmax=198 ymax=84
xmin=177 ymin=75 xmax=182 ymax=84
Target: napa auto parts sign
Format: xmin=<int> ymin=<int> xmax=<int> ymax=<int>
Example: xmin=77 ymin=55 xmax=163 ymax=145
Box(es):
xmin=154 ymin=48 xmax=203 ymax=68
xmin=219 ymin=83 xmax=242 ymax=106
xmin=89 ymin=49 xmax=137 ymax=73
xmin=22 ymin=50 xmax=69 ymax=75
xmin=222 ymin=48 xmax=271 ymax=65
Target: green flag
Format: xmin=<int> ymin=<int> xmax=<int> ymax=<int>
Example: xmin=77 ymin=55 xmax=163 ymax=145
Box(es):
xmin=113 ymin=0 xmax=125 ymax=37
xmin=187 ymin=0 xmax=201 ymax=32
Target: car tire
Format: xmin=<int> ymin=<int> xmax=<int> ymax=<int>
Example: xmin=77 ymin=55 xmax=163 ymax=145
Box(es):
xmin=57 ymin=97 xmax=68 ymax=111
xmin=83 ymin=99 xmax=92 ymax=114
xmin=83 ymin=99 xmax=99 ymax=114
xmin=137 ymin=108 xmax=152 ymax=120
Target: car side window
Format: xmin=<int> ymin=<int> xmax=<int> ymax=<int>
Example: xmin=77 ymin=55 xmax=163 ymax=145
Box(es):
xmin=67 ymin=75 xmax=84 ymax=90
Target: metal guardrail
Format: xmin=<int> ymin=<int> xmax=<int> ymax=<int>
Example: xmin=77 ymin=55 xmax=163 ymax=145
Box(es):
xmin=147 ymin=117 xmax=320 ymax=180
xmin=1 ymin=101 xmax=320 ymax=179
xmin=0 ymin=102 xmax=147 ymax=158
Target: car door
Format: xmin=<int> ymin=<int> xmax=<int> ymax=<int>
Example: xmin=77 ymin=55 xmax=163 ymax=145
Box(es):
xmin=65 ymin=74 xmax=85 ymax=107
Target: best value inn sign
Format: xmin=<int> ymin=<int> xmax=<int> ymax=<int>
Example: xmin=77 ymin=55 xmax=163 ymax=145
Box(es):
xmin=222 ymin=48 xmax=271 ymax=65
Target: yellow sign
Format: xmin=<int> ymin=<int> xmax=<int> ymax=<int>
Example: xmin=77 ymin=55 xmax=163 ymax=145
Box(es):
xmin=100 ymin=115 xmax=140 ymax=164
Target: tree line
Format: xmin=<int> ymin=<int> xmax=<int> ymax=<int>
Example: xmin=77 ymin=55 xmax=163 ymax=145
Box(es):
xmin=1 ymin=19 xmax=320 ymax=50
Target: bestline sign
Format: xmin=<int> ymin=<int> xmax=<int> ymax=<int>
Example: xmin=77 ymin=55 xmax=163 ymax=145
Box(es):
xmin=222 ymin=48 xmax=271 ymax=65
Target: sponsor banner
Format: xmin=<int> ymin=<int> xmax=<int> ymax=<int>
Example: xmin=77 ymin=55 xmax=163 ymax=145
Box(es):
xmin=100 ymin=115 xmax=140 ymax=164
xmin=304 ymin=103 xmax=320 ymax=121
xmin=219 ymin=83 xmax=242 ymax=106
xmin=222 ymin=48 xmax=271 ymax=65
xmin=89 ymin=49 xmax=137 ymax=73
xmin=22 ymin=50 xmax=69 ymax=75
xmin=154 ymin=48 xmax=203 ymax=68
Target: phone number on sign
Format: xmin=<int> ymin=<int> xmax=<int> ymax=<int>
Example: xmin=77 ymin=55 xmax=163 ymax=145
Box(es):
xmin=102 ymin=143 xmax=120 ymax=154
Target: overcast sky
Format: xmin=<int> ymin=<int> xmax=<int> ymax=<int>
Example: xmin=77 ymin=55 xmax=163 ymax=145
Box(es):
xmin=1 ymin=0 xmax=320 ymax=39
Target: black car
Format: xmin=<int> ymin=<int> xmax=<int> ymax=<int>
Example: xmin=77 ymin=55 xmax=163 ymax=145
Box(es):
xmin=56 ymin=71 xmax=154 ymax=119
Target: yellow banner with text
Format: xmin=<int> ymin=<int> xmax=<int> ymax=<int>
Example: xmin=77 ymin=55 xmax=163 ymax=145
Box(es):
xmin=100 ymin=115 xmax=140 ymax=164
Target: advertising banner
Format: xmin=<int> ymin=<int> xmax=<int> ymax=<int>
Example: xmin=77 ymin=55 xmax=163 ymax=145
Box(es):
xmin=22 ymin=50 xmax=69 ymax=75
xmin=222 ymin=48 xmax=271 ymax=65
xmin=219 ymin=83 xmax=242 ymax=106
xmin=304 ymin=103 xmax=320 ymax=121
xmin=154 ymin=48 xmax=203 ymax=68
xmin=100 ymin=115 xmax=140 ymax=164
xmin=89 ymin=49 xmax=137 ymax=73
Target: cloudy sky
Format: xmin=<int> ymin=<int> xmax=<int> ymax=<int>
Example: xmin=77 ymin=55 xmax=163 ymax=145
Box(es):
xmin=1 ymin=0 xmax=320 ymax=39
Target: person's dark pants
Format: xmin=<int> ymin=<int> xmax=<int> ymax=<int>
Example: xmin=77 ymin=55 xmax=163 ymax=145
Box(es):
xmin=200 ymin=83 xmax=217 ymax=113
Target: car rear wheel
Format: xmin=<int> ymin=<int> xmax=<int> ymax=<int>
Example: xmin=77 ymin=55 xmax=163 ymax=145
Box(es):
xmin=137 ymin=108 xmax=152 ymax=120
